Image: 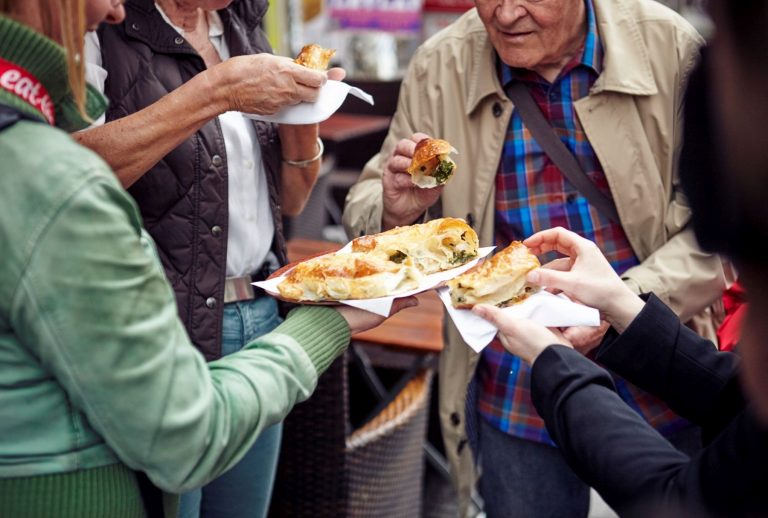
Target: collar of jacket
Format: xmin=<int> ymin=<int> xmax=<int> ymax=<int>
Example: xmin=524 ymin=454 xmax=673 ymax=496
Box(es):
xmin=465 ymin=0 xmax=658 ymax=116
xmin=0 ymin=16 xmax=107 ymax=132
xmin=122 ymin=0 xmax=267 ymax=58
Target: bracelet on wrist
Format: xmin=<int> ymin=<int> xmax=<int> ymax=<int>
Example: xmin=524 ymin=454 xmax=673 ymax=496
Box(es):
xmin=283 ymin=137 xmax=324 ymax=168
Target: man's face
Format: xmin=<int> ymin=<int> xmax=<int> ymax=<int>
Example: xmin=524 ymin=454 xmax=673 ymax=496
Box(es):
xmin=475 ymin=0 xmax=585 ymax=72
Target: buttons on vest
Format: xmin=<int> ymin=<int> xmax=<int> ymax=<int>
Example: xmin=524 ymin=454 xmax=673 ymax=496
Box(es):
xmin=211 ymin=155 xmax=223 ymax=167
xmin=492 ymin=101 xmax=503 ymax=118
xmin=450 ymin=412 xmax=461 ymax=426
xmin=211 ymin=225 xmax=223 ymax=237
xmin=174 ymin=36 xmax=185 ymax=45
xmin=131 ymin=23 xmax=139 ymax=31
xmin=205 ymin=297 xmax=217 ymax=309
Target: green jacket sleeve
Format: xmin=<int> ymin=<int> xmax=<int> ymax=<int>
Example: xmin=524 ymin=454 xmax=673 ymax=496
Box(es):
xmin=10 ymin=175 xmax=350 ymax=492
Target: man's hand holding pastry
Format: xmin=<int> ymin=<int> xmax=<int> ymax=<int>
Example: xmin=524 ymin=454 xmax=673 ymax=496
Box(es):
xmin=382 ymin=133 xmax=444 ymax=230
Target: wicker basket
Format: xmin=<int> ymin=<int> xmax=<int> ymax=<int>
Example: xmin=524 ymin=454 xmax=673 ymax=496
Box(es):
xmin=269 ymin=356 xmax=433 ymax=517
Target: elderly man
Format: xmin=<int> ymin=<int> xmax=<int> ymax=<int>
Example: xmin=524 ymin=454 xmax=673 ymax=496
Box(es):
xmin=343 ymin=0 xmax=731 ymax=515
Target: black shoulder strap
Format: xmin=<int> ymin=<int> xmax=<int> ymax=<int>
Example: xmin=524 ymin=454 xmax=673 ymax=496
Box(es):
xmin=0 ymin=103 xmax=44 ymax=132
xmin=506 ymin=81 xmax=621 ymax=224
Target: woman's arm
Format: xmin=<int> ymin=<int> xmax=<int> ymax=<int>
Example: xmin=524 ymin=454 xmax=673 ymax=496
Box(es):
xmin=13 ymin=166 xmax=413 ymax=492
xmin=75 ymin=54 xmax=328 ymax=188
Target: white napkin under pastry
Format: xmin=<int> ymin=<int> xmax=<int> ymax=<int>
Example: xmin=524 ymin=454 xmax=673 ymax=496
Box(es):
xmin=243 ymin=80 xmax=374 ymax=125
xmin=437 ymin=288 xmax=600 ymax=352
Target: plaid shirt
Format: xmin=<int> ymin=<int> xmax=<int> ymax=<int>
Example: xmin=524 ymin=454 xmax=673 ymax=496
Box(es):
xmin=477 ymin=0 xmax=687 ymax=445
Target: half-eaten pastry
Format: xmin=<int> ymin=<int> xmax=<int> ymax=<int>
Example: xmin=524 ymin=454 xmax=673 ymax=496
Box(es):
xmin=406 ymin=138 xmax=458 ymax=188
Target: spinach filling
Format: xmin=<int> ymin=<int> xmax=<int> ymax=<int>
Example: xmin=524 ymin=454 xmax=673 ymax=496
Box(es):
xmin=434 ymin=160 xmax=455 ymax=185
xmin=389 ymin=251 xmax=408 ymax=264
xmin=450 ymin=250 xmax=476 ymax=265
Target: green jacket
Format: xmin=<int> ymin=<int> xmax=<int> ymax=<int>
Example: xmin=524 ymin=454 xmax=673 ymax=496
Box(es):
xmin=0 ymin=15 xmax=349 ymax=503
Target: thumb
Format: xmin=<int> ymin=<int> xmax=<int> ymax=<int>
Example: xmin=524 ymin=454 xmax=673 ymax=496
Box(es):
xmin=527 ymin=268 xmax=574 ymax=292
xmin=472 ymin=304 xmax=505 ymax=327
xmin=290 ymin=64 xmax=326 ymax=88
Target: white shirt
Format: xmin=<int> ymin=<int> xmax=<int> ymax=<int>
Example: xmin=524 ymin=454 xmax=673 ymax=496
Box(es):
xmin=84 ymin=7 xmax=275 ymax=278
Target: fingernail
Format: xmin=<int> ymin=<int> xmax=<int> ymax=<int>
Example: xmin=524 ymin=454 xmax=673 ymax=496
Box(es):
xmin=527 ymin=271 xmax=540 ymax=283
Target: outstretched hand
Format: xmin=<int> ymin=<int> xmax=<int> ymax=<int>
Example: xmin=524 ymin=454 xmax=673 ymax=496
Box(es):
xmin=523 ymin=227 xmax=645 ymax=332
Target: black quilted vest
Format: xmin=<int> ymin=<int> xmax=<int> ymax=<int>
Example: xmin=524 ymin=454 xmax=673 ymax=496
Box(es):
xmin=98 ymin=0 xmax=287 ymax=360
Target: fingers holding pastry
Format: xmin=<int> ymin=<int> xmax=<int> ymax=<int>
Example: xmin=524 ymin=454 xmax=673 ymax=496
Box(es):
xmin=217 ymin=54 xmax=325 ymax=114
xmin=523 ymin=227 xmax=644 ymax=331
xmin=472 ymin=305 xmax=572 ymax=365
xmin=381 ymin=133 xmax=444 ymax=229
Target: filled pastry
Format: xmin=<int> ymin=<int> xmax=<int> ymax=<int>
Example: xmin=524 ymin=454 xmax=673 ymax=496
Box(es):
xmin=448 ymin=241 xmax=540 ymax=308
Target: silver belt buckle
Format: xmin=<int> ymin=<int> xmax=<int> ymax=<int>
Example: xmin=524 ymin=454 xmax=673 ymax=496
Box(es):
xmin=224 ymin=275 xmax=256 ymax=304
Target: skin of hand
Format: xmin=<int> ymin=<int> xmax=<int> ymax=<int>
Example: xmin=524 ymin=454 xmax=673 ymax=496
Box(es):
xmin=562 ymin=321 xmax=611 ymax=356
xmin=279 ymin=67 xmax=346 ymax=216
xmin=335 ymin=296 xmax=419 ymax=335
xmin=381 ymin=133 xmax=445 ymax=230
xmin=212 ymin=54 xmax=327 ymax=115
xmin=523 ymin=227 xmax=646 ymax=333
xmin=472 ymin=305 xmax=573 ymax=365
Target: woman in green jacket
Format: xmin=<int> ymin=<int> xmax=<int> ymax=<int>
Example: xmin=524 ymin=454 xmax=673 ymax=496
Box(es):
xmin=0 ymin=1 xmax=414 ymax=516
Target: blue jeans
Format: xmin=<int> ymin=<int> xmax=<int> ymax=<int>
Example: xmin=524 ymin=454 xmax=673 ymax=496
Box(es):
xmin=178 ymin=296 xmax=283 ymax=518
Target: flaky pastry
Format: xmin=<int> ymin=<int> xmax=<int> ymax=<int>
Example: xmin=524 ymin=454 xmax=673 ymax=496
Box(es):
xmin=448 ymin=241 xmax=540 ymax=308
xmin=294 ymin=44 xmax=335 ymax=71
xmin=351 ymin=217 xmax=479 ymax=275
xmin=406 ymin=138 xmax=458 ymax=188
xmin=277 ymin=252 xmax=422 ymax=302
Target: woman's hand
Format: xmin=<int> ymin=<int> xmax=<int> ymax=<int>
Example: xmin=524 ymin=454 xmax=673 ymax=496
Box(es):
xmin=524 ymin=227 xmax=645 ymax=332
xmin=472 ymin=305 xmax=572 ymax=365
xmin=335 ymin=297 xmax=419 ymax=335
xmin=213 ymin=54 xmax=328 ymax=115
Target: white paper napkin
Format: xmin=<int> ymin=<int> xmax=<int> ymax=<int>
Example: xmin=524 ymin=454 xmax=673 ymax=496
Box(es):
xmin=242 ymin=80 xmax=374 ymax=125
xmin=437 ymin=288 xmax=600 ymax=353
xmin=254 ymin=246 xmax=496 ymax=317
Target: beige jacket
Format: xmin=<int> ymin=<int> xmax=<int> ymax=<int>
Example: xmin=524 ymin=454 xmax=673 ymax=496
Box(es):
xmin=343 ymin=0 xmax=731 ymax=513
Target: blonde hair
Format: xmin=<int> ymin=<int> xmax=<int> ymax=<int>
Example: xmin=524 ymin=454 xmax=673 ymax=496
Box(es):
xmin=0 ymin=0 xmax=89 ymax=119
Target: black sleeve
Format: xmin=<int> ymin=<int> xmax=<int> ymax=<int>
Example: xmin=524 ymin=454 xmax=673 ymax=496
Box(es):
xmin=531 ymin=346 xmax=768 ymax=516
xmin=596 ymin=294 xmax=744 ymax=438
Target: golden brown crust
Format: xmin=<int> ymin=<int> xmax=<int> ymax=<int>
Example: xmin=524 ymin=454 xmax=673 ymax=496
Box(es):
xmin=294 ymin=44 xmax=336 ymax=71
xmin=448 ymin=241 xmax=540 ymax=308
xmin=350 ymin=217 xmax=479 ymax=274
xmin=406 ymin=138 xmax=454 ymax=174
xmin=277 ymin=252 xmax=422 ymax=301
